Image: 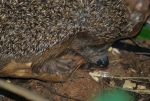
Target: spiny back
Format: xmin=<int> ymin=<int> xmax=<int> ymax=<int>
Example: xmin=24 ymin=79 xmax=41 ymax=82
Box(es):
xmin=0 ymin=0 xmax=128 ymax=59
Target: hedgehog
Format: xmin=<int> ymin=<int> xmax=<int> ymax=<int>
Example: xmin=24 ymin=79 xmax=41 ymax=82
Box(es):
xmin=0 ymin=0 xmax=149 ymax=75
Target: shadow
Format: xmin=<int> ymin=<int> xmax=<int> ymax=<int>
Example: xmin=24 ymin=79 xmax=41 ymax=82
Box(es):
xmin=0 ymin=88 xmax=29 ymax=101
xmin=112 ymin=40 xmax=150 ymax=56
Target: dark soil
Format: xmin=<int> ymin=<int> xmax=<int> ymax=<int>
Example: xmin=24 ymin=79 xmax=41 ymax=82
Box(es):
xmin=0 ymin=39 xmax=150 ymax=101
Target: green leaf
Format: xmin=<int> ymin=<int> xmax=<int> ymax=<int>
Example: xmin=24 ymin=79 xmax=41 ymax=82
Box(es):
xmin=136 ymin=24 xmax=150 ymax=39
xmin=91 ymin=89 xmax=135 ymax=101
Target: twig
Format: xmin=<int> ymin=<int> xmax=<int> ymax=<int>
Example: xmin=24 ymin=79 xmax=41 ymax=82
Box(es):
xmin=112 ymin=76 xmax=150 ymax=80
xmin=135 ymin=52 xmax=150 ymax=55
xmin=0 ymin=79 xmax=50 ymax=101
xmin=110 ymin=59 xmax=123 ymax=63
xmin=130 ymin=38 xmax=142 ymax=48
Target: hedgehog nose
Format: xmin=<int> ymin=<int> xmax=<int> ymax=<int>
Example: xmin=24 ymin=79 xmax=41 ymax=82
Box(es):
xmin=96 ymin=56 xmax=109 ymax=68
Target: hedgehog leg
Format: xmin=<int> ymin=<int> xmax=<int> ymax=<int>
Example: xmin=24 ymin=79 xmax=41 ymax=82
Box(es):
xmin=32 ymin=53 xmax=85 ymax=75
xmin=42 ymin=59 xmax=76 ymax=74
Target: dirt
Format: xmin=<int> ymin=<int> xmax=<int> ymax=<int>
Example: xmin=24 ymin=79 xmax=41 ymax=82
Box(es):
xmin=0 ymin=39 xmax=150 ymax=101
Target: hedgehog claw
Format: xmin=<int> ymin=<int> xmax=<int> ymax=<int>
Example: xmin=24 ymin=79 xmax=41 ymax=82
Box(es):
xmin=42 ymin=59 xmax=76 ymax=74
xmin=31 ymin=53 xmax=85 ymax=75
